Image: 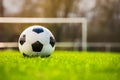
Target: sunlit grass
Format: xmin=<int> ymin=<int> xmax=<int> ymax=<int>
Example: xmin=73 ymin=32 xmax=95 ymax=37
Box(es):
xmin=0 ymin=50 xmax=120 ymax=80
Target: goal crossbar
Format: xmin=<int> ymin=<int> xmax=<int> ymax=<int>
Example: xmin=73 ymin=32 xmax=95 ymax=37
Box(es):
xmin=0 ymin=17 xmax=86 ymax=23
xmin=0 ymin=17 xmax=87 ymax=51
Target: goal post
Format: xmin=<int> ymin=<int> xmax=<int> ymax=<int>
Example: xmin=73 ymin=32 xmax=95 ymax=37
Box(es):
xmin=0 ymin=17 xmax=87 ymax=51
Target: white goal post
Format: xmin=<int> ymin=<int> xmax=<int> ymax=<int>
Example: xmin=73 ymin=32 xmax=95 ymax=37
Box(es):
xmin=0 ymin=17 xmax=87 ymax=51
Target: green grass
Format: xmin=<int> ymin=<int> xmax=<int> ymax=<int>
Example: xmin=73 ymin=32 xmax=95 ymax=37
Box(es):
xmin=0 ymin=50 xmax=120 ymax=80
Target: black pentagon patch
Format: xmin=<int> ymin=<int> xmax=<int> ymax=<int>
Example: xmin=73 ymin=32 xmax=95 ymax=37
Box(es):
xmin=32 ymin=41 xmax=43 ymax=52
xmin=23 ymin=53 xmax=39 ymax=57
xmin=33 ymin=28 xmax=44 ymax=34
xmin=50 ymin=36 xmax=55 ymax=47
xmin=41 ymin=55 xmax=50 ymax=58
xmin=19 ymin=35 xmax=26 ymax=45
xmin=23 ymin=53 xmax=29 ymax=57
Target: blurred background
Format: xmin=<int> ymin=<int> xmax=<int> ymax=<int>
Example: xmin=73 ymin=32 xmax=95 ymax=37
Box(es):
xmin=0 ymin=0 xmax=120 ymax=52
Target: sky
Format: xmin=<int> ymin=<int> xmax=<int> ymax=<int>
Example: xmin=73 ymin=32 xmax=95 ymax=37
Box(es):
xmin=3 ymin=0 xmax=96 ymax=17
xmin=3 ymin=0 xmax=25 ymax=14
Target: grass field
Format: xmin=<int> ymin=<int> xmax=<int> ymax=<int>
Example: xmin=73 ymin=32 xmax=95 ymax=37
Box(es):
xmin=0 ymin=50 xmax=120 ymax=80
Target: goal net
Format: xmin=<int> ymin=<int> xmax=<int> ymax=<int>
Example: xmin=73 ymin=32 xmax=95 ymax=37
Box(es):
xmin=0 ymin=17 xmax=87 ymax=51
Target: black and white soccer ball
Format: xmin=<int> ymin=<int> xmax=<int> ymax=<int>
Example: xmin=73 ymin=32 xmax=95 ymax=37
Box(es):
xmin=18 ymin=25 xmax=55 ymax=57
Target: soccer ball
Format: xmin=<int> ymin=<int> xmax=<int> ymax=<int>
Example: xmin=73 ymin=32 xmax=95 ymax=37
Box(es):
xmin=18 ymin=25 xmax=55 ymax=57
